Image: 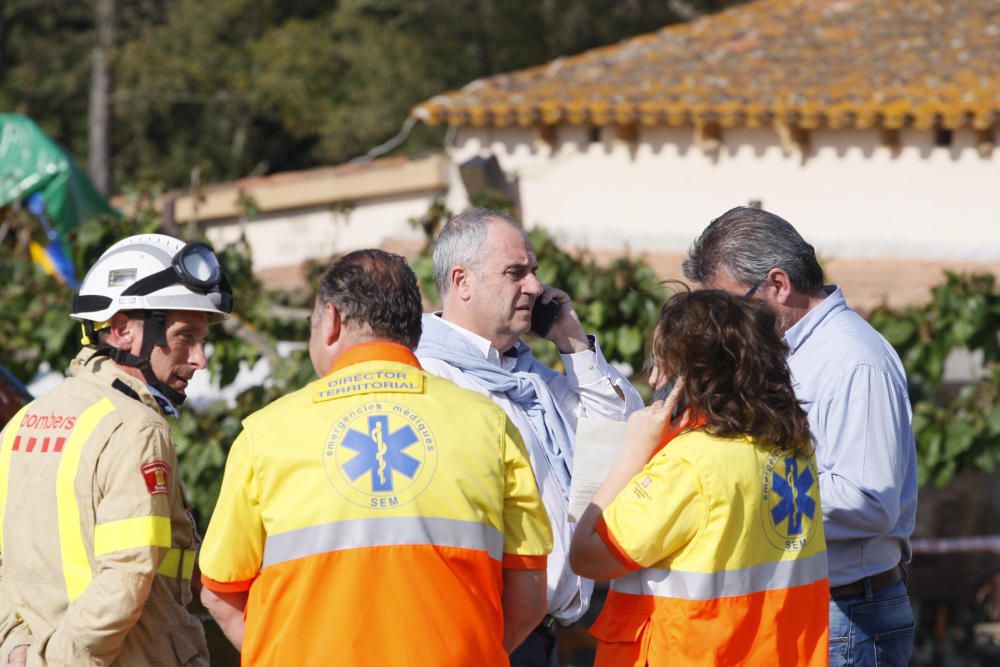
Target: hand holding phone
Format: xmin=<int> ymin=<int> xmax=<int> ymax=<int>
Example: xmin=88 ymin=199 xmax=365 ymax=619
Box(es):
xmin=530 ymin=299 xmax=561 ymax=338
xmin=652 ymin=374 xmax=687 ymax=420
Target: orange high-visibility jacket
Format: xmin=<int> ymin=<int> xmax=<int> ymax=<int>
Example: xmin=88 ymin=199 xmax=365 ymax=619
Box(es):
xmin=592 ymin=429 xmax=829 ymax=666
xmin=199 ymin=343 xmax=552 ymax=666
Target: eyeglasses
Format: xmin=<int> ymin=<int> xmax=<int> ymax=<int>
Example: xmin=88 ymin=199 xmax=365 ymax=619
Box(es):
xmin=743 ymin=275 xmax=769 ymax=299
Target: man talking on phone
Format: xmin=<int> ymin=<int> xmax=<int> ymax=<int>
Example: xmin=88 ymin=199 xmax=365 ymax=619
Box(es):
xmin=416 ymin=208 xmax=643 ymax=666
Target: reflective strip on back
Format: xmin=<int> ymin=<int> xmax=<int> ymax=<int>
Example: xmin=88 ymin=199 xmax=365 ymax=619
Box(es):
xmin=94 ymin=515 xmax=172 ymax=556
xmin=56 ymin=398 xmax=116 ymax=601
xmin=262 ymin=516 xmax=503 ymax=568
xmin=610 ymin=551 xmax=828 ymax=601
xmin=0 ymin=405 xmax=31 ymax=549
xmin=158 ymin=548 xmax=197 ymax=580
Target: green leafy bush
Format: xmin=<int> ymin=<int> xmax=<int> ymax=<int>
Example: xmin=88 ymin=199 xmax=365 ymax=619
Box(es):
xmin=869 ymin=272 xmax=1000 ymax=486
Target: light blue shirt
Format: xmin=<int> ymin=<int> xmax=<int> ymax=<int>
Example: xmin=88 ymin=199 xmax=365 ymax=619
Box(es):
xmin=147 ymin=384 xmax=179 ymax=417
xmin=785 ymin=286 xmax=918 ymax=587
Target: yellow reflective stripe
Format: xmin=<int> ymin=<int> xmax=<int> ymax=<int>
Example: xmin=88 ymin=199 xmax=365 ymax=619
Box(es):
xmin=0 ymin=405 xmax=31 ymax=548
xmin=94 ymin=515 xmax=171 ymax=556
xmin=158 ymin=548 xmax=197 ymax=580
xmin=57 ymin=397 xmax=115 ymax=601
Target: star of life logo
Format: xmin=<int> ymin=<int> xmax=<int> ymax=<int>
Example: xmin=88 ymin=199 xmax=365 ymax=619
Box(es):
xmin=323 ymin=401 xmax=437 ymax=509
xmin=760 ymin=451 xmax=819 ymax=552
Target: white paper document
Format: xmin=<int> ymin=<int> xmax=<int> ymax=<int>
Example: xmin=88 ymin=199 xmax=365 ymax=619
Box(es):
xmin=568 ymin=418 xmax=628 ymax=523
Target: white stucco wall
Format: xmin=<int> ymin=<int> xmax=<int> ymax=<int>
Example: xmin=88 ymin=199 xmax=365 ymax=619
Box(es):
xmin=447 ymin=125 xmax=1000 ymax=261
xmin=202 ymin=193 xmax=437 ymax=270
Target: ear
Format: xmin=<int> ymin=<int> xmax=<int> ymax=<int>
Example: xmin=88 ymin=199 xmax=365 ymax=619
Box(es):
xmin=451 ymin=266 xmax=475 ymax=302
xmin=648 ymin=364 xmax=664 ymax=391
xmin=104 ymin=312 xmax=138 ymax=349
xmin=767 ymin=268 xmax=795 ymax=306
xmin=323 ymin=302 xmax=342 ymax=346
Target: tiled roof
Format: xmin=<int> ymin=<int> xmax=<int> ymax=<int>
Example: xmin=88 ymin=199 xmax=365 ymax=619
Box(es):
xmin=413 ymin=0 xmax=1000 ymax=131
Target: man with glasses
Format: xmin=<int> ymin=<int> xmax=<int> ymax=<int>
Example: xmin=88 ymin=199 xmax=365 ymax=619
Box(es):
xmin=683 ymin=206 xmax=918 ymax=667
xmin=0 ymin=234 xmax=229 ymax=666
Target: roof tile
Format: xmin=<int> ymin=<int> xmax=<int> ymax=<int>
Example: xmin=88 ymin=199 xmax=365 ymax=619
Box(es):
xmin=414 ymin=0 xmax=1000 ymax=131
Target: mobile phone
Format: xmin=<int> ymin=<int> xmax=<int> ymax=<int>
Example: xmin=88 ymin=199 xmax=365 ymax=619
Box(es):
xmin=530 ymin=299 xmax=561 ymax=337
xmin=652 ymin=375 xmax=687 ymax=420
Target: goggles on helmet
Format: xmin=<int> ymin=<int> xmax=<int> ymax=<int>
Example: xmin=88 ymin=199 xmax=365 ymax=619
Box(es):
xmin=173 ymin=242 xmax=223 ymax=290
xmin=120 ymin=241 xmax=233 ymax=314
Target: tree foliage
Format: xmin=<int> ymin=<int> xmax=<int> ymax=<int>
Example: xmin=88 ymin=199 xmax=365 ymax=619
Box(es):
xmin=869 ymin=273 xmax=1000 ymax=486
xmin=1 ymin=0 xmax=748 ymax=192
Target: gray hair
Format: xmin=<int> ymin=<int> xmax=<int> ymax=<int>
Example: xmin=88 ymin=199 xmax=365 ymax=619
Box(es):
xmin=432 ymin=208 xmax=520 ymax=295
xmin=683 ymin=207 xmax=824 ymax=293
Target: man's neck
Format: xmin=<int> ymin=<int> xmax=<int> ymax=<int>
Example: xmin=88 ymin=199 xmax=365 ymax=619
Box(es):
xmin=780 ymin=288 xmax=830 ymax=332
xmin=325 ymin=335 xmax=417 ymax=375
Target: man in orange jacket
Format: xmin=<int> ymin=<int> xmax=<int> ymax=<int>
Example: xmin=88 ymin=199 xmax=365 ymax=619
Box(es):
xmin=200 ymin=249 xmax=553 ymax=666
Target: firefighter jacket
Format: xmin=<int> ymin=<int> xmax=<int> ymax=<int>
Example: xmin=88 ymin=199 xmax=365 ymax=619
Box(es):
xmin=200 ymin=342 xmax=553 ymax=666
xmin=0 ymin=349 xmax=208 ymax=666
xmin=591 ymin=428 xmax=829 ymax=666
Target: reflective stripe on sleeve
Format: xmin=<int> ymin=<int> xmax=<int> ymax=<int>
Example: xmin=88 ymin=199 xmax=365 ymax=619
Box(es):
xmin=56 ymin=398 xmax=116 ymax=601
xmin=94 ymin=515 xmax=172 ymax=556
xmin=610 ymin=551 xmax=828 ymax=601
xmin=0 ymin=405 xmax=31 ymax=548
xmin=262 ymin=516 xmax=504 ymax=568
xmin=158 ymin=548 xmax=197 ymax=580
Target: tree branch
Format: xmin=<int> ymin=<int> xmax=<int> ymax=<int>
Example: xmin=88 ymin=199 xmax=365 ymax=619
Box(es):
xmin=667 ymin=0 xmax=701 ymax=21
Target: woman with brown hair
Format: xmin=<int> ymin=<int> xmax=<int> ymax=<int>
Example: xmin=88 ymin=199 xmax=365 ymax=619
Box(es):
xmin=570 ymin=289 xmax=829 ymax=666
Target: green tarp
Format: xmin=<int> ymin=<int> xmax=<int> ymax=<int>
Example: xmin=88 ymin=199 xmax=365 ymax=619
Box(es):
xmin=0 ymin=113 xmax=117 ymax=233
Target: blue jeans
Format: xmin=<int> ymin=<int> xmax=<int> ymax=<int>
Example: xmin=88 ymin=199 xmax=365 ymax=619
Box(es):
xmin=509 ymin=622 xmax=559 ymax=667
xmin=829 ymin=579 xmax=915 ymax=667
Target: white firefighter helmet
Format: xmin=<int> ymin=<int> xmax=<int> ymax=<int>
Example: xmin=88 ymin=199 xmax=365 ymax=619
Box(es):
xmin=71 ymin=233 xmax=232 ymax=325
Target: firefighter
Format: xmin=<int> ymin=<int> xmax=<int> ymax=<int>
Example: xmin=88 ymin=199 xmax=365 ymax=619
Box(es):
xmin=0 ymin=234 xmax=233 ymax=666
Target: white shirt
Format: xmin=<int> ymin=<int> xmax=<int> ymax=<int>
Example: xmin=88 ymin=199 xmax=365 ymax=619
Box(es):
xmin=418 ymin=318 xmax=644 ymax=623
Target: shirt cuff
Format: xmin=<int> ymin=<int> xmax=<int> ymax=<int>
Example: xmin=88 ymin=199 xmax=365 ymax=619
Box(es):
xmin=502 ymin=553 xmax=549 ymax=570
xmin=594 ymin=515 xmax=642 ymax=572
xmin=560 ymin=335 xmax=610 ymax=386
xmin=201 ymin=573 xmax=256 ymax=593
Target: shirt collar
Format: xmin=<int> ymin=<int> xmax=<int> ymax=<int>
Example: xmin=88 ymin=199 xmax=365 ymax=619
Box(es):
xmin=783 ymin=285 xmax=846 ymax=354
xmin=147 ymin=384 xmax=180 ymax=417
xmin=73 ymin=348 xmax=168 ymax=416
xmin=328 ymin=341 xmax=422 ymax=375
xmin=434 ymin=314 xmax=514 ymax=365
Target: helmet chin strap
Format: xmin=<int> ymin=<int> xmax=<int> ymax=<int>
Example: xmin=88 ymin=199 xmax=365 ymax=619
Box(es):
xmin=93 ymin=311 xmax=187 ymax=409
